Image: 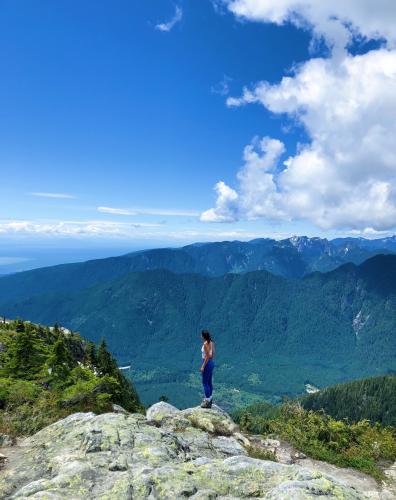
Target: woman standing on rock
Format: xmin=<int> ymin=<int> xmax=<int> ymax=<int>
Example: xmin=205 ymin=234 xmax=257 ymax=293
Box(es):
xmin=200 ymin=330 xmax=215 ymax=408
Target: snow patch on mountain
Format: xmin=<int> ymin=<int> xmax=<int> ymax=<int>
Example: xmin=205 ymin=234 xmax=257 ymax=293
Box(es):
xmin=353 ymin=310 xmax=370 ymax=338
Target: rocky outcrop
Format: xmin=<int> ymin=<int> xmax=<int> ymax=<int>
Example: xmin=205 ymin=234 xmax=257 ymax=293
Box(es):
xmin=0 ymin=402 xmax=393 ymax=499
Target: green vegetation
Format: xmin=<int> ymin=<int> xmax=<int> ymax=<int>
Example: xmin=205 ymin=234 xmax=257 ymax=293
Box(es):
xmin=245 ymin=443 xmax=277 ymax=461
xmin=1 ymin=254 xmax=395 ymax=408
xmin=301 ymin=375 xmax=396 ymax=426
xmin=0 ymin=320 xmax=142 ymax=437
xmin=233 ymin=400 xmax=396 ymax=481
xmin=233 ymin=401 xmax=282 ymax=433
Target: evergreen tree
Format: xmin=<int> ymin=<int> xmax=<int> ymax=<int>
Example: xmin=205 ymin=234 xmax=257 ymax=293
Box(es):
xmin=85 ymin=341 xmax=98 ymax=369
xmin=96 ymin=338 xmax=141 ymax=411
xmin=0 ymin=319 xmax=143 ymax=437
xmin=47 ymin=335 xmax=74 ymax=384
xmin=1 ymin=328 xmax=45 ymax=379
xmin=97 ymin=339 xmax=118 ymax=377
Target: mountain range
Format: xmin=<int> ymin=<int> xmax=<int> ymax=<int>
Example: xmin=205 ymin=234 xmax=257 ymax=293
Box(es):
xmin=0 ymin=236 xmax=395 ymax=408
xmin=0 ymin=235 xmax=396 ymax=305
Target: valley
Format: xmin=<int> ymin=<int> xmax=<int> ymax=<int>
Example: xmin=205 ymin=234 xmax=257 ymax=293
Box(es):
xmin=0 ymin=244 xmax=395 ymax=408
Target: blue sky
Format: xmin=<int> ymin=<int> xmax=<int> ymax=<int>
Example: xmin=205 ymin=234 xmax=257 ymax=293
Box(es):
xmin=1 ymin=0 xmax=395 ymax=264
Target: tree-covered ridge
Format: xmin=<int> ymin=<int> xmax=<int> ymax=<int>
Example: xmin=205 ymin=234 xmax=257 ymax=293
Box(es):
xmin=0 ymin=319 xmax=142 ymax=437
xmin=0 ymin=237 xmax=395 ymax=306
xmin=1 ymin=254 xmax=395 ymax=408
xmin=301 ymin=375 xmax=396 ymax=426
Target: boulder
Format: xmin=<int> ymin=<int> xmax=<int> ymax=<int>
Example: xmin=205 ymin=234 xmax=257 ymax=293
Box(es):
xmin=146 ymin=401 xmax=180 ymax=423
xmin=112 ymin=403 xmax=130 ymax=415
xmin=180 ymin=405 xmax=238 ymax=435
xmin=0 ymin=406 xmax=381 ymax=499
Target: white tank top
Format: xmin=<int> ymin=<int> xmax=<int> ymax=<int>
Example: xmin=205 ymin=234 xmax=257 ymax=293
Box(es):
xmin=201 ymin=342 xmax=214 ymax=359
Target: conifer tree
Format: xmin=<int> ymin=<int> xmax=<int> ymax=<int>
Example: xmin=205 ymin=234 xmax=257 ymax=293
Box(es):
xmin=47 ymin=334 xmax=73 ymax=384
xmin=96 ymin=338 xmax=141 ymax=411
xmin=2 ymin=328 xmax=45 ymax=379
xmin=85 ymin=341 xmax=98 ymax=369
xmin=97 ymin=339 xmax=118 ymax=377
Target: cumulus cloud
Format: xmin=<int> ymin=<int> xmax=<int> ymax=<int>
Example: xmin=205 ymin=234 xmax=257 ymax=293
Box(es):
xmin=204 ymin=1 xmax=396 ymax=231
xmin=30 ymin=192 xmax=76 ymax=199
xmin=201 ymin=181 xmax=239 ymax=222
xmin=223 ymin=0 xmax=396 ymax=50
xmin=156 ymin=5 xmax=182 ymax=32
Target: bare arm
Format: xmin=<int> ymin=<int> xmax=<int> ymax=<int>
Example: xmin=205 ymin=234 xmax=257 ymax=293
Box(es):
xmin=200 ymin=342 xmax=210 ymax=371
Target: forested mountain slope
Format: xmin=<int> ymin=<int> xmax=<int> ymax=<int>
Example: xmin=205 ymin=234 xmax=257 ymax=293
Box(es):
xmin=301 ymin=374 xmax=396 ymax=426
xmin=0 ymin=320 xmax=142 ymax=437
xmin=1 ymin=254 xmax=395 ymax=408
xmin=0 ymin=236 xmax=395 ymax=306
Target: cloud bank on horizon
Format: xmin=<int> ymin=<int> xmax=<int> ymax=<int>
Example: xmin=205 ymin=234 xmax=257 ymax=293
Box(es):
xmin=0 ymin=218 xmax=276 ymax=243
xmin=202 ymin=0 xmax=396 ymax=232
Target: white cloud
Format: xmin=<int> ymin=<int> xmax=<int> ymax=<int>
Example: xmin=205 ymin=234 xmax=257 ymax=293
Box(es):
xmin=201 ymin=138 xmax=287 ymax=222
xmin=223 ymin=0 xmax=396 ymax=50
xmin=201 ymin=181 xmax=239 ymax=222
xmin=205 ymin=2 xmax=396 ymax=231
xmin=30 ymin=192 xmax=76 ymax=199
xmin=156 ymin=5 xmax=182 ymax=32
xmin=0 ymin=220 xmax=162 ymax=238
xmin=97 ymin=206 xmax=200 ymax=217
xmin=0 ymin=218 xmax=294 ymax=242
xmin=211 ymin=75 xmax=232 ymax=96
xmin=97 ymin=206 xmax=137 ymax=216
xmin=349 ymin=227 xmax=396 ymax=238
xmin=140 ymin=208 xmax=200 ymax=217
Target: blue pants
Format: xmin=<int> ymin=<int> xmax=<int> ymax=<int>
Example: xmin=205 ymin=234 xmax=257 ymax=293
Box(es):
xmin=202 ymin=359 xmax=214 ymax=399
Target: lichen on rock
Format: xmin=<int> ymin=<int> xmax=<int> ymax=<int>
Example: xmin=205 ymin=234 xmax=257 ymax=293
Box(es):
xmin=0 ymin=402 xmax=382 ymax=499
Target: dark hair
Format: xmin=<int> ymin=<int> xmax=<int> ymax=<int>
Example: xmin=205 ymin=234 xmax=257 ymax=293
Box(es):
xmin=201 ymin=330 xmax=212 ymax=343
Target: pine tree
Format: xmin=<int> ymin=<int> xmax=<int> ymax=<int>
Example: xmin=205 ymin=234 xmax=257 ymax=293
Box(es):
xmin=85 ymin=341 xmax=98 ymax=369
xmin=2 ymin=328 xmax=45 ymax=379
xmin=96 ymin=339 xmax=141 ymax=411
xmin=47 ymin=335 xmax=73 ymax=384
xmin=97 ymin=339 xmax=118 ymax=377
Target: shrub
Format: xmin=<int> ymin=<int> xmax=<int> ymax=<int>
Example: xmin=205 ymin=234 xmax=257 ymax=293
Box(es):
xmin=245 ymin=444 xmax=277 ymax=461
xmin=233 ymin=400 xmax=396 ymax=481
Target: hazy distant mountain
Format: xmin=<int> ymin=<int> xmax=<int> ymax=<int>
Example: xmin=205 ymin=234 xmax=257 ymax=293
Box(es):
xmin=1 ymin=254 xmax=395 ymax=408
xmin=0 ymin=236 xmax=394 ymax=306
xmin=0 ymin=246 xmax=145 ymax=275
xmin=332 ymin=235 xmax=396 ymax=252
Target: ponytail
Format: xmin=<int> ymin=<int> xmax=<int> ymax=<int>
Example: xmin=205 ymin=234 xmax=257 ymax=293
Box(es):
xmin=201 ymin=330 xmax=212 ymax=343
